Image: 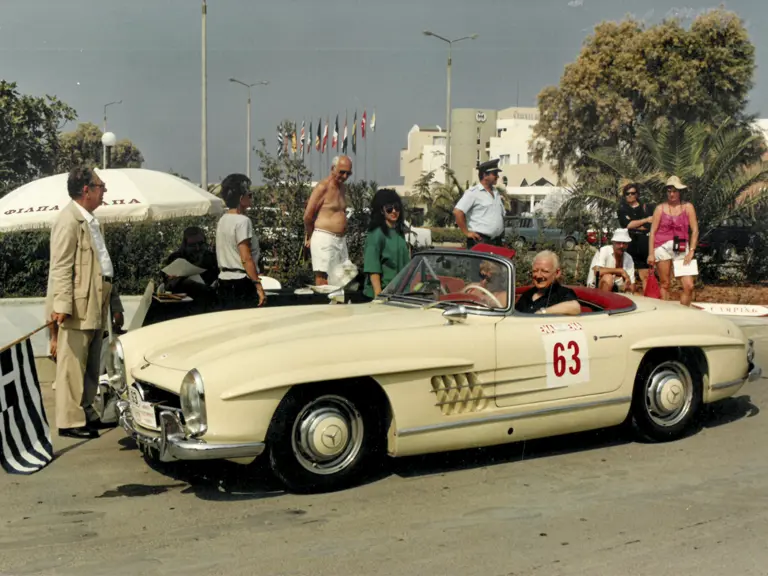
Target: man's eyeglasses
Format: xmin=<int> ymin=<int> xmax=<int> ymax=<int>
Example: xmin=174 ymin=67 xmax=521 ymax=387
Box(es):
xmin=384 ymin=204 xmax=400 ymax=214
xmin=338 ymin=170 xmax=352 ymax=176
xmin=89 ymin=183 xmax=107 ymax=190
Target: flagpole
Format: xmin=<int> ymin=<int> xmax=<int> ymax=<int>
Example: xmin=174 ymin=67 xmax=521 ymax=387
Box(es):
xmin=0 ymin=321 xmax=54 ymax=356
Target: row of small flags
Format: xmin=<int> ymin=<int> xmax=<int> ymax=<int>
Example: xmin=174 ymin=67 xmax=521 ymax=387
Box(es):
xmin=277 ymin=109 xmax=376 ymax=158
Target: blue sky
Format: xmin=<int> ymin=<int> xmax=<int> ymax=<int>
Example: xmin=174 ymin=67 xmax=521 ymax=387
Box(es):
xmin=3 ymin=0 xmax=767 ymax=186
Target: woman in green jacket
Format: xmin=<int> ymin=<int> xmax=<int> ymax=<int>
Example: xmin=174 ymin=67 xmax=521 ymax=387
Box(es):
xmin=363 ymin=188 xmax=411 ymax=298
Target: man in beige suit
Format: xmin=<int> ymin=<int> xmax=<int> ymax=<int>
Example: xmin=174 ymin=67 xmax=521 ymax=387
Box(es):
xmin=46 ymin=166 xmax=123 ymax=439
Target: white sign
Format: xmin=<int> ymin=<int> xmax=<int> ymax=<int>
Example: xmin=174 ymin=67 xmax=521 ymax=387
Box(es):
xmin=476 ymin=111 xmax=487 ymax=123
xmin=694 ymin=303 xmax=768 ymax=317
xmin=540 ymin=323 xmax=590 ymax=388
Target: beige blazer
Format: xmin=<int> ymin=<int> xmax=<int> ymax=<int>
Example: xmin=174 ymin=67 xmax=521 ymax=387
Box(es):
xmin=45 ymin=201 xmax=123 ymax=331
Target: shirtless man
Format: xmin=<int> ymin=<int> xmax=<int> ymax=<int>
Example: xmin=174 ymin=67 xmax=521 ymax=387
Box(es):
xmin=304 ymin=155 xmax=352 ymax=285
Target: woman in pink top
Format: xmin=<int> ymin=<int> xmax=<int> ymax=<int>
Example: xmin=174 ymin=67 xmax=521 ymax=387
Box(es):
xmin=647 ymin=176 xmax=700 ymax=306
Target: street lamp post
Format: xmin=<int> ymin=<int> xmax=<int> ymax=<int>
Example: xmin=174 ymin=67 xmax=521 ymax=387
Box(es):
xmin=422 ymin=30 xmax=478 ymax=175
xmin=102 ymin=100 xmax=122 ymax=169
xmin=201 ymin=0 xmax=208 ymax=192
xmin=229 ymin=78 xmax=269 ymax=180
xmin=101 ymin=132 xmax=117 ymax=169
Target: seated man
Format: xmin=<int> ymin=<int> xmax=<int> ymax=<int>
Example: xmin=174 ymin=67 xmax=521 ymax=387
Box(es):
xmin=162 ymin=226 xmax=219 ymax=294
xmin=515 ymin=250 xmax=581 ymax=315
xmin=587 ymin=228 xmax=636 ymax=293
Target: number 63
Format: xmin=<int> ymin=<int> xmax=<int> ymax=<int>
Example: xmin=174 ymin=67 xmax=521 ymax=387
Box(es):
xmin=554 ymin=340 xmax=581 ymax=377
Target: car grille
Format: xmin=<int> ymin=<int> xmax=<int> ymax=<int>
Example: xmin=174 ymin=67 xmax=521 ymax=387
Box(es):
xmin=134 ymin=380 xmax=182 ymax=411
xmin=431 ymin=373 xmax=490 ymax=416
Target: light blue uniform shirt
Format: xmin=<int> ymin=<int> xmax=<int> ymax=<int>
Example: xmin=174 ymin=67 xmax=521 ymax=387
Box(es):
xmin=454 ymin=184 xmax=505 ymax=238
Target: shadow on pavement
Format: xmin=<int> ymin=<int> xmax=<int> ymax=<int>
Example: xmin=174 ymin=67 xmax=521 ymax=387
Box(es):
xmin=112 ymin=393 xmax=759 ymax=500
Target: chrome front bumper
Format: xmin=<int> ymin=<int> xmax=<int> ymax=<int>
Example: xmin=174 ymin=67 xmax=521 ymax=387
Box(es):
xmin=748 ymin=363 xmax=762 ymax=382
xmin=116 ymin=400 xmax=266 ymax=463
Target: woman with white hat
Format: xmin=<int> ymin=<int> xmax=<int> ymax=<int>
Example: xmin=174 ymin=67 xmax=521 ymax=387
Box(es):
xmin=587 ymin=228 xmax=636 ymax=293
xmin=647 ymin=175 xmax=699 ymax=305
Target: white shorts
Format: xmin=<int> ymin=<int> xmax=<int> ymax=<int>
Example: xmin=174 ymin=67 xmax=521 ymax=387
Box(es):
xmin=310 ymin=229 xmax=349 ymax=274
xmin=654 ymin=240 xmax=675 ymax=262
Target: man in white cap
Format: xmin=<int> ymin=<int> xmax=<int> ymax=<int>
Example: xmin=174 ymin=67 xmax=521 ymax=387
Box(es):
xmin=587 ymin=228 xmax=636 ymax=293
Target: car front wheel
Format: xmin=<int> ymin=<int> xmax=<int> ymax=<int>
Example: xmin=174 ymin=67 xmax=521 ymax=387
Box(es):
xmin=267 ymin=385 xmax=384 ymax=493
xmin=630 ymin=355 xmax=702 ymax=442
xmin=563 ymin=236 xmax=577 ymax=251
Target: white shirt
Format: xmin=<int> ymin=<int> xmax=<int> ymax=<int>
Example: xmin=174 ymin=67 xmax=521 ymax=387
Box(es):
xmin=454 ymin=184 xmax=506 ymax=238
xmin=216 ymin=213 xmax=260 ymax=280
xmin=587 ymin=245 xmax=634 ymax=287
xmin=74 ymin=202 xmax=114 ymax=278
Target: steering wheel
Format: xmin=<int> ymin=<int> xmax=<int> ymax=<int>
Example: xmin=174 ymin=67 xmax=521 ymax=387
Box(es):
xmin=461 ymin=284 xmax=503 ymax=308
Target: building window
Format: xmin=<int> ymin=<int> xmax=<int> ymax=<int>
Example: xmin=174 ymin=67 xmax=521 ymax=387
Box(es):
xmin=500 ymin=154 xmax=510 ymax=165
xmin=476 ymin=149 xmax=481 ymax=162
xmin=433 ymin=136 xmax=445 ymax=146
xmin=527 ymin=153 xmax=533 ymax=163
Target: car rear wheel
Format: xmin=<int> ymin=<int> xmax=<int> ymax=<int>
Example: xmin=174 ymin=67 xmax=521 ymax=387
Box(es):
xmin=267 ymin=384 xmax=385 ymax=493
xmin=563 ymin=236 xmax=577 ymax=251
xmin=630 ymin=354 xmax=702 ymax=442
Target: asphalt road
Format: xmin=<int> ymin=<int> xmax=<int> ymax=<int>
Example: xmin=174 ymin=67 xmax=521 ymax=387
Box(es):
xmin=1 ymin=324 xmax=767 ymax=576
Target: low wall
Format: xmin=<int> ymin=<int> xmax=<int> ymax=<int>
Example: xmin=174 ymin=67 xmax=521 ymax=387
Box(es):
xmin=0 ymin=296 xmax=144 ymax=358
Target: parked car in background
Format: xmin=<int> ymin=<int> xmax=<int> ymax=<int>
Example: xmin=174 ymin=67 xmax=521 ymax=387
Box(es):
xmin=698 ymin=217 xmax=758 ymax=260
xmin=505 ymin=216 xmax=581 ymax=251
xmin=405 ymin=221 xmax=432 ymax=248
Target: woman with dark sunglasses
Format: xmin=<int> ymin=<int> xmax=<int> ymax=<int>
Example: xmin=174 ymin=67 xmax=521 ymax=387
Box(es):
xmin=362 ymin=189 xmax=411 ymax=298
xmin=617 ymin=182 xmax=655 ymax=292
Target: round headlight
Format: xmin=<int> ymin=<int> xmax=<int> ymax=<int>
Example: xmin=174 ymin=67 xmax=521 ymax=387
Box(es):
xmin=180 ymin=369 xmax=207 ymax=437
xmin=109 ymin=339 xmax=127 ymax=393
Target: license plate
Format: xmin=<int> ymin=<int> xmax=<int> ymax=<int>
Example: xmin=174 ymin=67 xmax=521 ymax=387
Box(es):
xmin=129 ymin=386 xmax=158 ymax=430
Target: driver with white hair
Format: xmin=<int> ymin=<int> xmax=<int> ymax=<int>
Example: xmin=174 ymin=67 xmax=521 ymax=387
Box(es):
xmin=515 ymin=250 xmax=580 ymax=315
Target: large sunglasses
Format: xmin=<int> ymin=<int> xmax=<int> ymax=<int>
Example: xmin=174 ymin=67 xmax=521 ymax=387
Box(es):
xmin=338 ymin=170 xmax=352 ymax=176
xmin=624 ymin=191 xmax=637 ymax=196
xmin=384 ymin=204 xmax=400 ymax=214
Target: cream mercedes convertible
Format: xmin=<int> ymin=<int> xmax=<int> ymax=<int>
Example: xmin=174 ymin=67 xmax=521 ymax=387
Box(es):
xmin=110 ymin=247 xmax=761 ymax=492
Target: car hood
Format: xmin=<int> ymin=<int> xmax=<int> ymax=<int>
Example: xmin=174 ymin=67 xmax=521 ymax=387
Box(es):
xmin=138 ymin=301 xmax=450 ymax=372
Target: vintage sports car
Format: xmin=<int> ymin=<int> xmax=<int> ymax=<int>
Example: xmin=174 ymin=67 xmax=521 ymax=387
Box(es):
xmin=111 ymin=246 xmax=762 ymax=492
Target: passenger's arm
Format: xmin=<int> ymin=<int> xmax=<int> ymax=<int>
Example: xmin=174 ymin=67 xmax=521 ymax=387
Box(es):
xmin=303 ymin=183 xmax=327 ymax=245
xmin=686 ymin=203 xmax=699 ymax=264
xmin=647 ymin=205 xmax=662 ymax=267
xmin=538 ymin=300 xmax=581 ymax=316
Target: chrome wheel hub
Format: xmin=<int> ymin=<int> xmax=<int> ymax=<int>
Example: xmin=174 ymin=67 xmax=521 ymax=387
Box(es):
xmin=291 ymin=395 xmax=363 ymax=475
xmin=645 ymin=361 xmax=693 ymax=427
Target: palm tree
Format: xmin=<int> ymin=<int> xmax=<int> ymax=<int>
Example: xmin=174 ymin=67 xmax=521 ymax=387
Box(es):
xmin=566 ymin=118 xmax=768 ymax=241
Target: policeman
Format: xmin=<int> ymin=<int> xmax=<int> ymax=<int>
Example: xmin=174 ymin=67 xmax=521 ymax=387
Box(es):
xmin=453 ymin=158 xmax=506 ymax=248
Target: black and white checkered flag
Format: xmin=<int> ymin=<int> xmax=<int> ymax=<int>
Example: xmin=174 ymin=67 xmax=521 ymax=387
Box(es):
xmin=0 ymin=338 xmax=54 ymax=474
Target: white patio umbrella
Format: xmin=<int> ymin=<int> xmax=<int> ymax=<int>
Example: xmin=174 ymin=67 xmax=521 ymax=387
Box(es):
xmin=0 ymin=168 xmax=225 ymax=232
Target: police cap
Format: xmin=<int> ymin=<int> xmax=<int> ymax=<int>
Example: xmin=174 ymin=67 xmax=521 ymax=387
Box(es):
xmin=478 ymin=158 xmax=502 ymax=176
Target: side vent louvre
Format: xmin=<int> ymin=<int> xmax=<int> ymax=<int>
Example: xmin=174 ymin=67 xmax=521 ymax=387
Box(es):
xmin=431 ymin=373 xmax=489 ymax=415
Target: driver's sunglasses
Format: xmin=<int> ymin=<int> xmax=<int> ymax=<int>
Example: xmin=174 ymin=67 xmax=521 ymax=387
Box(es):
xmin=384 ymin=204 xmax=400 ymax=214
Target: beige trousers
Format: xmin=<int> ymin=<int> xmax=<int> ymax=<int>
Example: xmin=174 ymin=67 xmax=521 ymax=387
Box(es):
xmin=54 ymin=327 xmax=103 ymax=429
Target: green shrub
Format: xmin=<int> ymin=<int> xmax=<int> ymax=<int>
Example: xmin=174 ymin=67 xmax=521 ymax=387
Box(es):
xmin=430 ymin=227 xmax=465 ymax=243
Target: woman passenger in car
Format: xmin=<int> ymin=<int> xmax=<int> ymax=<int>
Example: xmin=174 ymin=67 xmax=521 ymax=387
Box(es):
xmin=515 ymin=250 xmax=580 ymax=315
xmin=363 ymin=188 xmax=411 ymax=298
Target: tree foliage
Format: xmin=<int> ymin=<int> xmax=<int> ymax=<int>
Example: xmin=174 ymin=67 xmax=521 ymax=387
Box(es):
xmin=56 ymin=122 xmax=144 ymax=172
xmin=532 ymin=8 xmax=756 ymax=177
xmin=0 ymin=81 xmax=76 ymax=198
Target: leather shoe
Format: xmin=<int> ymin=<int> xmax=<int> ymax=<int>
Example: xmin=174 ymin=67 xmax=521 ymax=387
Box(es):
xmin=86 ymin=419 xmax=117 ymax=431
xmin=58 ymin=426 xmax=99 ymax=439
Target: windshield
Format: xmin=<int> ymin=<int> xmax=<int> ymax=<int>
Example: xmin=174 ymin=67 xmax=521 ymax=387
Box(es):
xmin=380 ymin=252 xmax=512 ymax=311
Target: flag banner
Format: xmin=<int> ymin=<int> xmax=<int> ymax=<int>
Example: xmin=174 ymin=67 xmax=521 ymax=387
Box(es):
xmin=362 ymin=110 xmax=367 ymax=139
xmin=308 ymin=121 xmax=313 ymax=155
xmin=300 ymin=121 xmax=306 ymax=155
xmin=291 ymin=128 xmax=297 ymax=155
xmin=371 ymin=109 xmax=376 ymax=133
xmin=0 ymin=338 xmax=54 ymax=475
xmin=352 ymin=111 xmax=357 ymax=154
xmin=322 ymin=120 xmax=328 ymax=153
xmin=316 ymin=119 xmax=322 ymax=151
xmin=277 ymin=127 xmax=285 ymax=158
xmin=342 ymin=115 xmax=348 ymax=154
xmin=332 ymin=115 xmax=339 ymax=150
